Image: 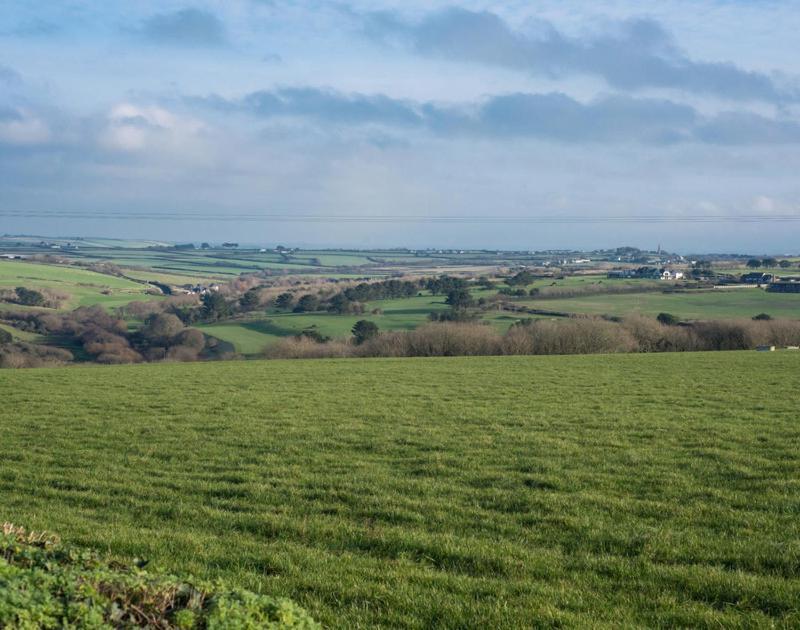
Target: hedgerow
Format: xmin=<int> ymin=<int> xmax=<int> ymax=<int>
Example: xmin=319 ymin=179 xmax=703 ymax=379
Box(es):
xmin=0 ymin=523 xmax=318 ymax=629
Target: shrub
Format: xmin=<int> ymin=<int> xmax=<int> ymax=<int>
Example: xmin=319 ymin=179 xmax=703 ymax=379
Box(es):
xmin=0 ymin=523 xmax=318 ymax=629
xmin=507 ymin=318 xmax=637 ymax=355
xmin=352 ymin=320 xmax=379 ymax=345
xmin=264 ymin=336 xmax=353 ymax=359
xmin=753 ymin=313 xmax=772 ymax=320
xmin=0 ymin=342 xmax=73 ymax=368
xmin=656 ymin=312 xmax=679 ymax=326
xmin=13 ymin=287 xmax=46 ymax=307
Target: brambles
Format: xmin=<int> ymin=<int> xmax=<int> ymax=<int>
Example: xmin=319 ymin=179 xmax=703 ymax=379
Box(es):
xmin=0 ymin=523 xmax=318 ymax=629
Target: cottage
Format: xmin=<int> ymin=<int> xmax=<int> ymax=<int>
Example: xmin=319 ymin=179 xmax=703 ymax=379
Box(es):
xmin=741 ymin=272 xmax=773 ymax=284
xmin=767 ymin=282 xmax=800 ymax=293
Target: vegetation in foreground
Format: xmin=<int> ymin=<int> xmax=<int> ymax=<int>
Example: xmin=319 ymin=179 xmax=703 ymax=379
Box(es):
xmin=0 ymin=523 xmax=317 ymax=629
xmin=1 ymin=352 xmax=799 ymax=627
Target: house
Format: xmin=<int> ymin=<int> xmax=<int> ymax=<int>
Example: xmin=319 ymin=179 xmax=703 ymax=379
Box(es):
xmin=741 ymin=272 xmax=774 ymax=284
xmin=767 ymin=281 xmax=800 ymax=293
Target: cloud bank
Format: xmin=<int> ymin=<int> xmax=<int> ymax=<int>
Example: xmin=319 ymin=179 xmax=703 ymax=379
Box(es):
xmin=195 ymin=87 xmax=800 ymax=145
xmin=366 ymin=8 xmax=798 ymax=103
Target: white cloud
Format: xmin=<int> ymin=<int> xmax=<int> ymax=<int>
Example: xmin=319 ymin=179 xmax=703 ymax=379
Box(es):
xmin=0 ymin=109 xmax=50 ymax=145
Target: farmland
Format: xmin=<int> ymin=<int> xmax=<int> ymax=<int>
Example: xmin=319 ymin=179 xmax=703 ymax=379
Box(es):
xmin=2 ymin=352 xmax=799 ymax=627
xmin=521 ymin=287 xmax=800 ymax=320
xmin=0 ymin=259 xmax=159 ymax=311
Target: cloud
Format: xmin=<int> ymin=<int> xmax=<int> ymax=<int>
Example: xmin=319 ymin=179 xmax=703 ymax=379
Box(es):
xmin=137 ymin=8 xmax=226 ymax=47
xmin=5 ymin=19 xmax=60 ymax=37
xmin=194 ymin=86 xmax=800 ymax=146
xmin=0 ymin=64 xmax=22 ymax=86
xmin=100 ymin=103 xmax=207 ymax=153
xmin=365 ymin=8 xmax=797 ymax=104
xmin=0 ymin=108 xmax=50 ymax=145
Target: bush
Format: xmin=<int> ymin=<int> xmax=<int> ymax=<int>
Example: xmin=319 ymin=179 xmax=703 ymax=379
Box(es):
xmin=0 ymin=523 xmax=319 ymax=629
xmin=0 ymin=342 xmax=73 ymax=368
xmin=263 ymin=336 xmax=353 ymax=359
xmin=13 ymin=287 xmax=45 ymax=307
xmin=656 ymin=312 xmax=679 ymax=326
xmin=506 ymin=318 xmax=638 ymax=355
xmin=352 ymin=320 xmax=379 ymax=345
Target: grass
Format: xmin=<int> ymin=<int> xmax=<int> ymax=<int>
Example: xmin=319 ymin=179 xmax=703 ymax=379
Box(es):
xmin=521 ymin=288 xmax=800 ymax=319
xmin=1 ymin=352 xmax=799 ymax=627
xmin=197 ymin=294 xmax=452 ymax=355
xmin=0 ymin=260 xmax=157 ymax=310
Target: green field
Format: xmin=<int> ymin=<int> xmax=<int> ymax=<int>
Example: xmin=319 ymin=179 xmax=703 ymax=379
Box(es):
xmin=2 ymin=352 xmax=799 ymax=627
xmin=0 ymin=260 xmax=158 ymax=310
xmin=522 ymin=288 xmax=800 ymax=319
xmin=197 ymin=294 xmax=455 ymax=354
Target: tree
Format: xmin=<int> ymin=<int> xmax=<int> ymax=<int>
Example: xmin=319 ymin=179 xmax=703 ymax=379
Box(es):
xmin=445 ymin=288 xmax=474 ymax=310
xmin=352 ymin=320 xmax=379 ymax=344
xmin=0 ymin=328 xmax=12 ymax=344
xmin=779 ymin=259 xmax=792 ymax=268
xmin=200 ymin=242 xmax=211 ymax=249
xmin=656 ymin=312 xmax=679 ymax=326
xmin=14 ymin=287 xmax=45 ymax=307
xmin=690 ymin=260 xmax=714 ymax=279
xmin=507 ymin=270 xmax=535 ymax=286
xmin=762 ymin=257 xmax=777 ymax=268
xmin=752 ymin=313 xmax=772 ymax=320
xmin=201 ymin=292 xmax=230 ymax=321
xmin=239 ymin=289 xmax=260 ymax=311
xmin=140 ymin=313 xmax=185 ymax=346
xmin=274 ymin=292 xmax=294 ymax=310
xmin=746 ymin=259 xmax=762 ymax=268
xmin=293 ymin=294 xmax=320 ymax=313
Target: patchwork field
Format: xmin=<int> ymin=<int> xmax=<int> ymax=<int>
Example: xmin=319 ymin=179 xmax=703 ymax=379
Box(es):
xmin=0 ymin=259 xmax=158 ymax=310
xmin=2 ymin=352 xmax=799 ymax=628
xmin=197 ymin=294 xmax=456 ymax=354
xmin=523 ymin=288 xmax=800 ymax=319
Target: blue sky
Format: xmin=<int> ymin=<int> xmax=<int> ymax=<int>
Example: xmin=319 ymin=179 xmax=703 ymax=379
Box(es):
xmin=1 ymin=1 xmax=799 ymax=252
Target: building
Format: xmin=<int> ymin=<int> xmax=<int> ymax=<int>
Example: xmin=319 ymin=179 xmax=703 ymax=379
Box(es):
xmin=607 ymin=267 xmax=683 ymax=280
xmin=741 ymin=272 xmax=774 ymax=284
xmin=767 ymin=281 xmax=800 ymax=293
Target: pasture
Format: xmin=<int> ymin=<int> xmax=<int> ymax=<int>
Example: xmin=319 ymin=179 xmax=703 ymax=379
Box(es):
xmin=521 ymin=287 xmax=800 ymax=319
xmin=197 ymin=293 xmax=455 ymax=354
xmin=2 ymin=352 xmax=799 ymax=627
xmin=0 ymin=260 xmax=158 ymax=310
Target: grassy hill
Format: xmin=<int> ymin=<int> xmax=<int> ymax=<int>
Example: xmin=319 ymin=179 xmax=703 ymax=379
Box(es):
xmin=1 ymin=352 xmax=799 ymax=627
xmin=521 ymin=287 xmax=800 ymax=320
xmin=0 ymin=260 xmax=157 ymax=310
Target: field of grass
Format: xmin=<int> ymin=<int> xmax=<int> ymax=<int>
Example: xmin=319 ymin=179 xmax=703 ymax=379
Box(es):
xmin=2 ymin=352 xmax=799 ymax=628
xmin=0 ymin=260 xmax=159 ymax=310
xmin=521 ymin=288 xmax=800 ymax=319
xmin=198 ymin=294 xmax=454 ymax=355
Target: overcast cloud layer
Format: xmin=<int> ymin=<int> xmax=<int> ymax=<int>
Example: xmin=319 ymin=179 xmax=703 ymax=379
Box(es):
xmin=1 ymin=1 xmax=799 ymax=251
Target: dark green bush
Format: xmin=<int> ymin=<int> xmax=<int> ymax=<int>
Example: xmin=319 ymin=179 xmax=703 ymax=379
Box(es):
xmin=0 ymin=523 xmax=318 ymax=629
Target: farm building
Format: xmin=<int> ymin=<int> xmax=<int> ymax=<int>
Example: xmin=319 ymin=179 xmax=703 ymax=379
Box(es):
xmin=767 ymin=281 xmax=800 ymax=293
xmin=741 ymin=272 xmax=774 ymax=284
xmin=607 ymin=267 xmax=684 ymax=280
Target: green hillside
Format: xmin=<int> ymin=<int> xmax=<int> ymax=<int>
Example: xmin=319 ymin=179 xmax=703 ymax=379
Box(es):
xmin=522 ymin=288 xmax=800 ymax=319
xmin=2 ymin=352 xmax=799 ymax=627
xmin=0 ymin=260 xmax=157 ymax=310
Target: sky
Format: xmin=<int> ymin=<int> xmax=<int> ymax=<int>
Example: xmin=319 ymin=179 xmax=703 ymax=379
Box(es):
xmin=1 ymin=0 xmax=799 ymax=252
